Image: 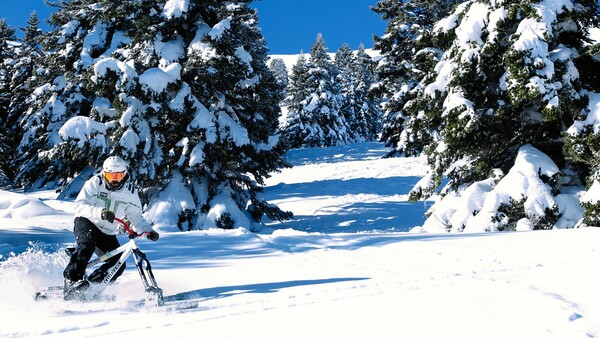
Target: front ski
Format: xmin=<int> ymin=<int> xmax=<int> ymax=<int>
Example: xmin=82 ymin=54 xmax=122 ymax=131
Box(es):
xmin=35 ymin=285 xmax=63 ymax=301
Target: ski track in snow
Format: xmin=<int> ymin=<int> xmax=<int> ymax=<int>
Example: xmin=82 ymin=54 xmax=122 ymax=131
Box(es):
xmin=1 ymin=142 xmax=600 ymax=337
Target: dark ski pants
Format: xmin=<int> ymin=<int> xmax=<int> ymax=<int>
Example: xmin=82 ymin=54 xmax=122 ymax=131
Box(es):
xmin=63 ymin=217 xmax=126 ymax=283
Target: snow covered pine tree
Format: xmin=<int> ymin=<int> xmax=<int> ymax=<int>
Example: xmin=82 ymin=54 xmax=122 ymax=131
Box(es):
xmin=283 ymin=34 xmax=351 ymax=148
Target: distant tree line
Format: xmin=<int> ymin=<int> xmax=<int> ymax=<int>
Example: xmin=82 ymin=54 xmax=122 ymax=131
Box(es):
xmin=273 ymin=34 xmax=381 ymax=148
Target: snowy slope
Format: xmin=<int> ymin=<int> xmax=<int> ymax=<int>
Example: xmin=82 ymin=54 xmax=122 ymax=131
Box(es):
xmin=1 ymin=142 xmax=600 ymax=337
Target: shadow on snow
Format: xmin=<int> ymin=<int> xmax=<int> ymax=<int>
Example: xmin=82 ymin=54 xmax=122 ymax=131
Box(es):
xmin=269 ymin=199 xmax=431 ymax=233
xmin=163 ymin=277 xmax=370 ymax=303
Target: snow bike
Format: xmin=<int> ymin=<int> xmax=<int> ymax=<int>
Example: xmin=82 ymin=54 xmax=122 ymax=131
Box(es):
xmin=35 ymin=218 xmax=164 ymax=305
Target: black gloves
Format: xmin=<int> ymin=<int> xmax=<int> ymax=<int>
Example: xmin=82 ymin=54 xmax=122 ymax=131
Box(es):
xmin=146 ymin=231 xmax=160 ymax=241
xmin=101 ymin=208 xmax=115 ymax=223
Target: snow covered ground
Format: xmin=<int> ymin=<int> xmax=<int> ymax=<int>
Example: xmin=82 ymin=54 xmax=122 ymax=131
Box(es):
xmin=1 ymin=142 xmax=600 ymax=337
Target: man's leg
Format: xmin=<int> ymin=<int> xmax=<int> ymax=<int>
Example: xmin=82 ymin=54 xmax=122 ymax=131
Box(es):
xmin=63 ymin=217 xmax=99 ymax=299
xmin=63 ymin=217 xmax=99 ymax=281
xmin=88 ymin=233 xmax=126 ymax=283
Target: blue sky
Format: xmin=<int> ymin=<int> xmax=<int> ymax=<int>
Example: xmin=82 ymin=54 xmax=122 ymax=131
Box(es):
xmin=252 ymin=0 xmax=386 ymax=54
xmin=0 ymin=0 xmax=385 ymax=55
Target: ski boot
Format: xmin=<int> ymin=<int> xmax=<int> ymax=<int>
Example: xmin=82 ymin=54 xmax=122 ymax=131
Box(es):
xmin=63 ymin=278 xmax=90 ymax=301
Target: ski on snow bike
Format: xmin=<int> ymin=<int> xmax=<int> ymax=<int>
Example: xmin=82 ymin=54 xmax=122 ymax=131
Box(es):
xmin=35 ymin=218 xmax=163 ymax=305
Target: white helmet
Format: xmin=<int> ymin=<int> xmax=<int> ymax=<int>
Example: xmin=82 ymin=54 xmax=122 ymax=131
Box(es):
xmin=102 ymin=156 xmax=128 ymax=189
xmin=103 ymin=156 xmax=128 ymax=173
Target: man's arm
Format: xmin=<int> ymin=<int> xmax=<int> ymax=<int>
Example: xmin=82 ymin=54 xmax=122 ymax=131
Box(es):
xmin=74 ymin=177 xmax=105 ymax=221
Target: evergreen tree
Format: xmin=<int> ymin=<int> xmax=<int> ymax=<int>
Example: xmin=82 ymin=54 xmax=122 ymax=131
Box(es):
xmin=0 ymin=19 xmax=17 ymax=186
xmin=564 ymin=32 xmax=600 ymax=226
xmin=372 ymin=0 xmax=461 ymax=156
xmin=333 ymin=44 xmax=357 ymax=141
xmin=2 ymin=12 xmax=45 ymax=188
xmin=283 ymin=34 xmax=350 ymax=148
xmin=405 ymin=0 xmax=600 ymax=231
xmin=0 ymin=19 xmax=15 ymax=122
xmin=334 ymin=43 xmax=354 ymax=86
xmin=268 ymin=58 xmax=288 ymax=97
xmin=14 ymin=0 xmax=110 ymax=189
xmin=282 ymin=52 xmax=311 ymax=146
xmin=10 ymin=12 xmax=43 ymax=127
xmin=167 ymin=0 xmax=291 ymax=230
xmin=336 ymin=44 xmax=380 ymax=142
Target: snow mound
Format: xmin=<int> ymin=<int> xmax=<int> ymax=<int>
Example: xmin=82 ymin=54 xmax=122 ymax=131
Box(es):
xmin=144 ymin=171 xmax=196 ymax=232
xmin=0 ymin=191 xmax=64 ymax=218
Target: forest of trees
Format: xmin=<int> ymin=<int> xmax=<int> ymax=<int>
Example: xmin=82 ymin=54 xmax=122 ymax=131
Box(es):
xmin=1 ymin=0 xmax=599 ymax=232
xmin=280 ymin=36 xmax=380 ymax=148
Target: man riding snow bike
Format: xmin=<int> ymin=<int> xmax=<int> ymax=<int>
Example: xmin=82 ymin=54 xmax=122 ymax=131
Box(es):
xmin=62 ymin=156 xmax=160 ymax=301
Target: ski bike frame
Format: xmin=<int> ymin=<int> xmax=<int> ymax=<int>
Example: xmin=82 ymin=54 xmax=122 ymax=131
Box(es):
xmin=71 ymin=218 xmax=163 ymax=305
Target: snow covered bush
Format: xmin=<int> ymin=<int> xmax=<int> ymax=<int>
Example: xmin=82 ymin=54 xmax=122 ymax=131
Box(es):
xmin=579 ymin=181 xmax=600 ymax=227
xmin=418 ymin=145 xmax=573 ymax=232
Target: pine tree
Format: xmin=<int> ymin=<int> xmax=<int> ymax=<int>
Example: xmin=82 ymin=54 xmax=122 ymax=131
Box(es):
xmin=0 ymin=19 xmax=15 ymax=121
xmin=14 ymin=0 xmax=111 ymax=189
xmin=372 ymin=0 xmax=461 ymax=156
xmin=2 ymin=12 xmax=45 ymax=188
xmin=563 ymin=23 xmax=600 ymax=226
xmin=10 ymin=12 xmax=43 ymax=126
xmin=333 ymin=44 xmax=357 ymax=142
xmin=283 ymin=52 xmax=311 ymax=147
xmin=336 ymin=44 xmax=380 ymax=142
xmin=334 ymin=43 xmax=354 ymax=88
xmin=268 ymin=58 xmax=288 ymax=97
xmin=166 ymin=0 xmax=291 ymax=230
xmin=405 ymin=0 xmax=600 ymax=231
xmin=0 ymin=19 xmax=17 ymax=186
xmin=283 ymin=34 xmax=350 ymax=148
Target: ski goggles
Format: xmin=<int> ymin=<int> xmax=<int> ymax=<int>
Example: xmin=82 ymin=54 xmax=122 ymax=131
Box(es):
xmin=104 ymin=171 xmax=126 ymax=182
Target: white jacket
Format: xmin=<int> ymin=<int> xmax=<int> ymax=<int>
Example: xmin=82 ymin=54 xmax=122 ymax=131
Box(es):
xmin=74 ymin=175 xmax=154 ymax=235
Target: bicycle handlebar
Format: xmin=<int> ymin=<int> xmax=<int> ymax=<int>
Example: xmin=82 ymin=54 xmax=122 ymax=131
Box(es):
xmin=114 ymin=217 xmax=151 ymax=238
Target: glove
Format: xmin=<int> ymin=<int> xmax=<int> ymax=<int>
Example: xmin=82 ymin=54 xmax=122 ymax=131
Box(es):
xmin=147 ymin=231 xmax=160 ymax=241
xmin=101 ymin=208 xmax=115 ymax=223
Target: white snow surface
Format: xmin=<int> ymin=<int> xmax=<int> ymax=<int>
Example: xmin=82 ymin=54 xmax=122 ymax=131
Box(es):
xmin=1 ymin=143 xmax=600 ymax=337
